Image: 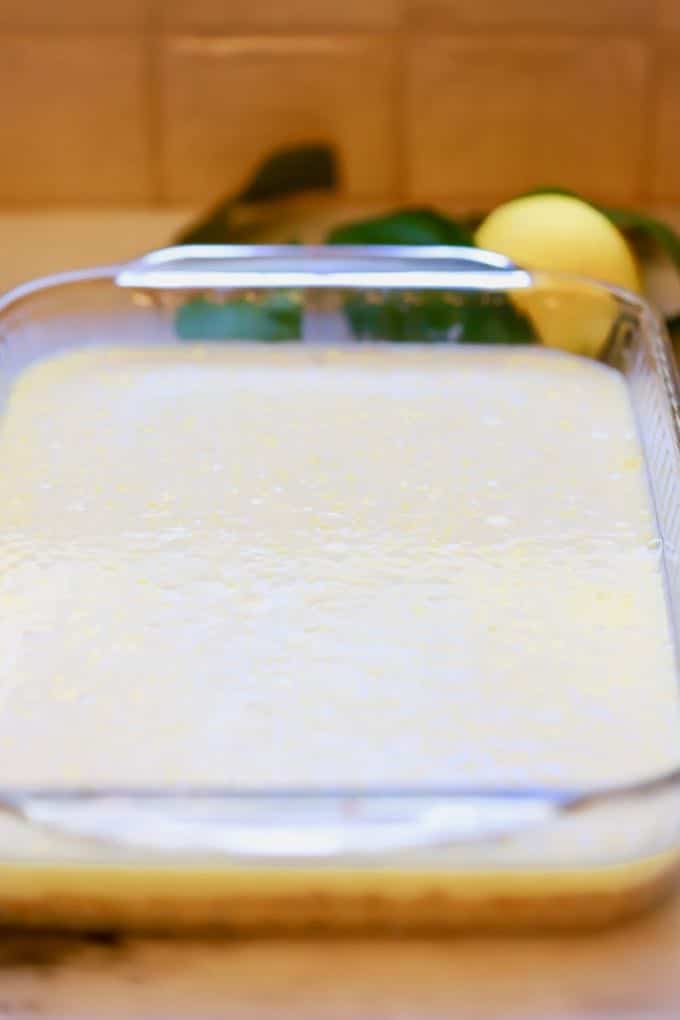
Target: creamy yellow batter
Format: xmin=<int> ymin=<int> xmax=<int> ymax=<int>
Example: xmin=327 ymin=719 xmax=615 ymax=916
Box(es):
xmin=0 ymin=344 xmax=676 ymax=790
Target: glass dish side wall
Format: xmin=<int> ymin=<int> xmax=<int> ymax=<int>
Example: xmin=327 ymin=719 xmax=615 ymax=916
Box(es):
xmin=0 ymin=251 xmax=679 ymax=920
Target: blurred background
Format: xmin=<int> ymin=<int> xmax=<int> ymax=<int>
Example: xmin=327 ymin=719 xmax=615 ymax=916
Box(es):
xmin=2 ymin=0 xmax=680 ymax=314
xmin=0 ymin=0 xmax=677 ymax=210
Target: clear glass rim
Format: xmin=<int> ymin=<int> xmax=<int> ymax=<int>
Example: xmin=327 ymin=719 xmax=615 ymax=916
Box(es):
xmin=0 ymin=244 xmax=649 ymax=312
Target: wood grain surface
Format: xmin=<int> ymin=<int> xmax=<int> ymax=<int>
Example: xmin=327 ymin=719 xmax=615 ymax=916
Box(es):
xmin=0 ymin=889 xmax=677 ymax=1019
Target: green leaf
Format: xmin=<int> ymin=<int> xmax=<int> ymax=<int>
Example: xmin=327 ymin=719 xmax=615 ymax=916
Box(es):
xmin=326 ymin=208 xmax=474 ymax=247
xmin=239 ymin=144 xmax=336 ymax=204
xmin=599 ymin=206 xmax=680 ymax=270
xmin=455 ymin=295 xmax=536 ymax=344
xmin=344 ymin=292 xmax=535 ymax=344
xmin=175 ymin=295 xmax=301 ymax=342
xmin=175 ymin=144 xmax=338 ymax=245
xmin=665 ymin=313 xmax=680 ymax=342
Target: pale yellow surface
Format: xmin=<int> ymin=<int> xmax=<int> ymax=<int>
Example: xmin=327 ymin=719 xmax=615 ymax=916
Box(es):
xmin=0 ymin=343 xmax=676 ymax=789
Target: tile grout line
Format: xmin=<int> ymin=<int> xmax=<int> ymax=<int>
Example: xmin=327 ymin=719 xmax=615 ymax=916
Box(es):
xmin=391 ymin=29 xmax=408 ymax=201
xmin=0 ymin=25 xmax=675 ymax=40
xmin=144 ymin=3 xmax=165 ymax=206
xmin=637 ymin=0 xmax=665 ymax=204
xmin=638 ymin=41 xmax=662 ymax=206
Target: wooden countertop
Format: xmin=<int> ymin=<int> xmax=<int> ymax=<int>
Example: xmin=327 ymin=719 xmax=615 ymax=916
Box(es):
xmin=1 ymin=896 xmax=680 ymax=1019
xmin=1 ymin=206 xmax=679 ymax=1018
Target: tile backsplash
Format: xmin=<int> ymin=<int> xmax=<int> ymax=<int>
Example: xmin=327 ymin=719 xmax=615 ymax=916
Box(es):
xmin=159 ymin=35 xmax=399 ymax=202
xmin=0 ymin=0 xmax=676 ymax=207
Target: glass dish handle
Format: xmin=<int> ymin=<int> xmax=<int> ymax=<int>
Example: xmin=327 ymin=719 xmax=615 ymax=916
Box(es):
xmin=115 ymin=244 xmax=532 ymax=294
xmin=3 ymin=790 xmax=564 ymax=860
xmin=7 ymin=771 xmax=680 ymax=861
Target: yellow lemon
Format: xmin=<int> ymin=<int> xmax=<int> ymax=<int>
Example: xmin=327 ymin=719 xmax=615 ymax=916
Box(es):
xmin=475 ymin=194 xmax=642 ymax=356
xmin=475 ymin=194 xmax=641 ymax=291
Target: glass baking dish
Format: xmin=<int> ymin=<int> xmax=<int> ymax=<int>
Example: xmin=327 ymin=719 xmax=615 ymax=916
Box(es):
xmin=0 ymin=244 xmax=679 ymax=933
